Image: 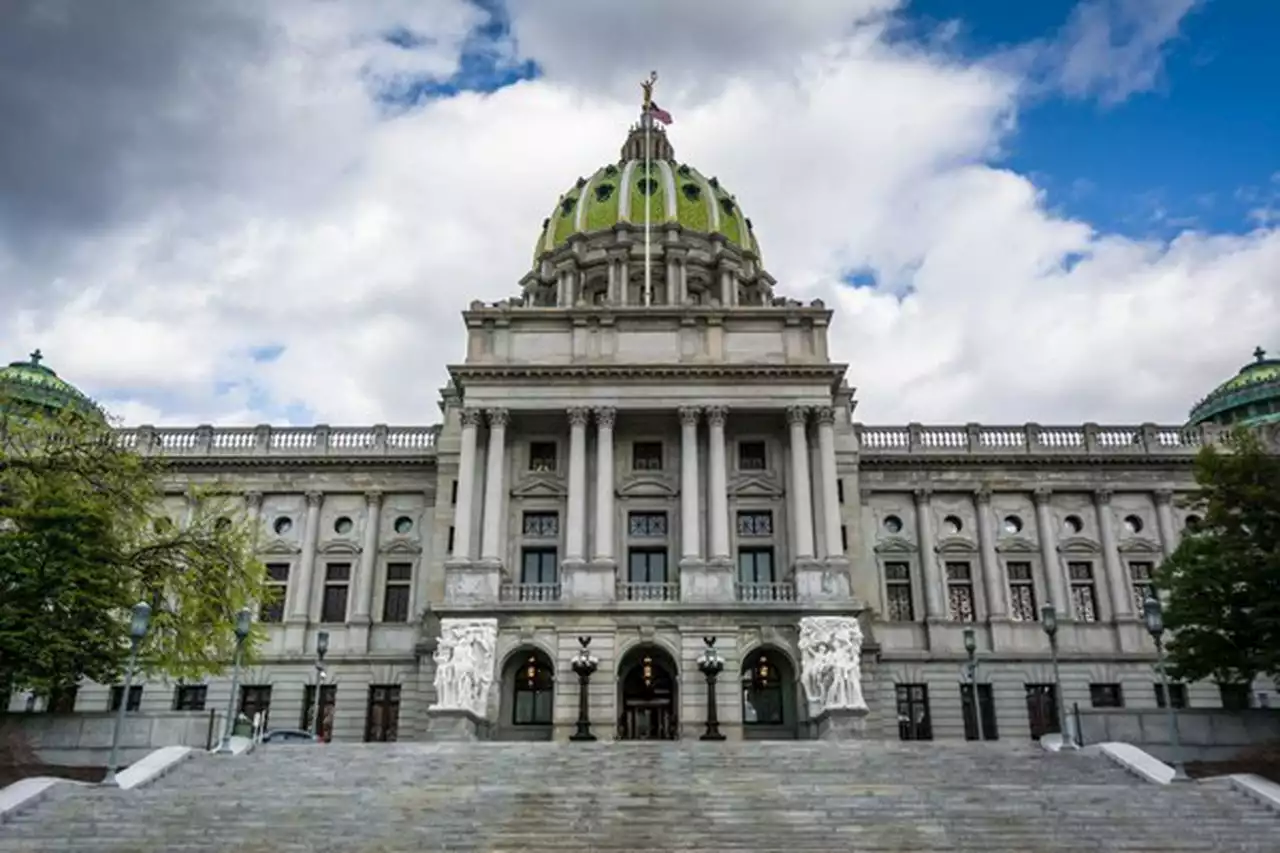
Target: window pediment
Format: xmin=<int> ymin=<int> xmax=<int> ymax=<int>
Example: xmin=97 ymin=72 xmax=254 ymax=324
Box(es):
xmin=319 ymin=540 xmax=361 ymax=555
xmin=728 ymin=473 xmax=784 ymax=498
xmin=1057 ymin=535 xmax=1100 ymax=554
xmin=995 ymin=536 xmax=1038 ymax=553
xmin=616 ymin=475 xmax=677 ymax=498
xmin=259 ymin=537 xmax=301 ymax=556
xmin=510 ymin=475 xmax=568 ymax=499
xmin=1118 ymin=537 xmax=1162 ymax=554
xmin=934 ymin=535 xmax=976 ymax=554
xmin=874 ymin=535 xmax=917 ymax=554
xmin=380 ymin=538 xmax=422 ymax=555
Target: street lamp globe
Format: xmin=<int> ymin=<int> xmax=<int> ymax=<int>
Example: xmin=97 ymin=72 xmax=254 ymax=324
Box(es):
xmin=1143 ymin=595 xmax=1164 ymax=637
xmin=129 ymin=601 xmax=152 ymax=640
xmin=316 ymin=630 xmax=330 ymax=660
xmin=1040 ymin=603 xmax=1057 ymax=637
xmin=962 ymin=626 xmax=976 ymax=656
xmin=234 ymin=607 xmax=253 ymax=642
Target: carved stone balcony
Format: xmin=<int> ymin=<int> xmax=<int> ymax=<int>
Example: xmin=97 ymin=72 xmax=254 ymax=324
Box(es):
xmin=735 ymin=582 xmax=796 ymax=603
xmin=618 ymin=582 xmax=680 ymax=602
xmin=115 ymin=424 xmax=440 ymax=459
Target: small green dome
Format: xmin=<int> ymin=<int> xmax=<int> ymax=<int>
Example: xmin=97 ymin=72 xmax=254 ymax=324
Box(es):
xmin=1188 ymin=346 xmax=1280 ymax=428
xmin=533 ymin=123 xmax=762 ymax=265
xmin=0 ymin=350 xmax=104 ymax=420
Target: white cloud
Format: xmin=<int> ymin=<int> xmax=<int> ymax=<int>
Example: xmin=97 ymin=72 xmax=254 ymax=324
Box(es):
xmin=1 ymin=0 xmax=1275 ymax=429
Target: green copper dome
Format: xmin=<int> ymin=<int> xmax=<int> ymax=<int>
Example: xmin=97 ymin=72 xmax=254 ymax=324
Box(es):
xmin=0 ymin=350 xmax=104 ymax=420
xmin=1188 ymin=346 xmax=1280 ymax=428
xmin=533 ymin=123 xmax=762 ymax=265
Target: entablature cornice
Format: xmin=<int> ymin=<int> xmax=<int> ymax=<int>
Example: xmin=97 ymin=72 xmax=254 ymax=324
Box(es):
xmin=449 ymin=362 xmax=847 ymax=388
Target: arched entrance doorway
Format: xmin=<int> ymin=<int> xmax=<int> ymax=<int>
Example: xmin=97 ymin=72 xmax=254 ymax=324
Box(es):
xmin=617 ymin=645 xmax=679 ymax=740
xmin=495 ymin=647 xmax=555 ymax=741
xmin=740 ymin=647 xmax=800 ymax=740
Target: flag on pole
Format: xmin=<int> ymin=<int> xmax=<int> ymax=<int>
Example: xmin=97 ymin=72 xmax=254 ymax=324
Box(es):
xmin=647 ymin=102 xmax=673 ymax=125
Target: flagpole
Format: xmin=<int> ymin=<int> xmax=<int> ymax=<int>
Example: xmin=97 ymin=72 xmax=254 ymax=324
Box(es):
xmin=642 ymin=71 xmax=656 ymax=308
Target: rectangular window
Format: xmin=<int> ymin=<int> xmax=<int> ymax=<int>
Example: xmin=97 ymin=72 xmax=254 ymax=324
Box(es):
xmin=1154 ymin=683 xmax=1188 ymax=710
xmin=1219 ymin=683 xmax=1251 ymax=711
xmin=529 ymin=441 xmax=557 ymax=472
xmin=837 ymin=479 xmax=845 ymax=504
xmin=450 ymin=480 xmax=458 ymax=504
xmin=631 ymin=441 xmax=663 ymax=471
xmin=239 ymin=685 xmax=272 ymax=729
xmin=737 ymin=547 xmax=775 ymax=584
xmin=736 ymin=510 xmax=773 ymax=538
xmin=896 ymin=684 xmax=932 ymax=741
xmin=1129 ymin=561 xmax=1156 ymax=612
xmin=628 ymin=547 xmax=668 ymax=584
xmin=737 ymin=440 xmax=767 ymax=471
xmin=840 ymin=525 xmax=848 ymax=553
xmin=960 ymin=683 xmax=999 ymax=741
xmin=521 ymin=547 xmax=558 ymax=585
xmin=261 ymin=563 xmax=290 ymax=623
xmin=382 ymin=562 xmax=412 ymax=623
xmin=1025 ymin=684 xmax=1060 ymax=740
xmin=301 ymin=684 xmax=337 ymax=741
xmin=365 ymin=685 xmax=401 ymax=742
xmin=1006 ymin=562 xmax=1038 ymax=622
xmin=1068 ymin=561 xmax=1098 ymax=622
xmin=522 ymin=511 xmax=559 ymax=538
xmin=628 ymin=511 xmax=667 ymax=538
xmin=173 ymin=685 xmax=208 ymax=711
xmin=109 ymin=684 xmax=143 ymax=712
xmin=945 ymin=562 xmax=976 ymax=622
xmin=1089 ymin=683 xmax=1124 ymax=708
xmin=884 ymin=562 xmax=915 ymax=621
xmin=321 ymin=563 xmax=351 ymax=623
xmin=446 ymin=526 xmax=455 ymax=552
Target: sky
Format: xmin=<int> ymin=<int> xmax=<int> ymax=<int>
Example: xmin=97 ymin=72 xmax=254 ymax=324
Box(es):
xmin=1 ymin=0 xmax=1277 ymax=427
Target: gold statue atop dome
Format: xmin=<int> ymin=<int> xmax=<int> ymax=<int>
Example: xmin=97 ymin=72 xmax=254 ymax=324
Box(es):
xmin=641 ymin=70 xmax=657 ymax=109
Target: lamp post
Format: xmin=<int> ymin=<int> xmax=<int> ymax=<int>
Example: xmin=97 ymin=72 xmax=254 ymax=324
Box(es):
xmin=569 ymin=636 xmax=599 ymax=741
xmin=1040 ymin=603 xmax=1075 ymax=749
xmin=309 ymin=630 xmax=329 ymax=739
xmin=697 ymin=637 xmax=726 ymax=741
xmin=216 ymin=607 xmax=253 ymax=754
xmin=962 ymin=626 xmax=985 ymax=743
xmin=104 ymin=601 xmax=152 ymax=785
xmin=1143 ymin=595 xmax=1188 ymax=780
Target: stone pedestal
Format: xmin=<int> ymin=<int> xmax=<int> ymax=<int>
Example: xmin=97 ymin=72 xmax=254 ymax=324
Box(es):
xmin=794 ymin=557 xmax=852 ymax=603
xmin=680 ymin=558 xmax=734 ymax=603
xmin=563 ymin=559 xmax=617 ymax=602
xmin=424 ymin=709 xmax=486 ymax=742
xmin=443 ymin=559 xmax=501 ymax=606
xmin=813 ymin=707 xmax=869 ymax=740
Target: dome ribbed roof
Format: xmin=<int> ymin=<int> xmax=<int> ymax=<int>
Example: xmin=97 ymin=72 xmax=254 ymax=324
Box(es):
xmin=532 ymin=123 xmax=761 ymax=266
xmin=1188 ymin=346 xmax=1280 ymax=428
xmin=0 ymin=350 xmax=104 ymax=420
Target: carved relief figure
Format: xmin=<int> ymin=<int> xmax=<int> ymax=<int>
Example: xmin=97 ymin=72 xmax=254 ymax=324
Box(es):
xmin=430 ymin=618 xmax=499 ymax=718
xmin=799 ymin=616 xmax=868 ymax=714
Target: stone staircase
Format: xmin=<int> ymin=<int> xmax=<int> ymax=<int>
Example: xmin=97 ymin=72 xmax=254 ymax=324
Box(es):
xmin=2 ymin=741 xmax=1277 ymax=852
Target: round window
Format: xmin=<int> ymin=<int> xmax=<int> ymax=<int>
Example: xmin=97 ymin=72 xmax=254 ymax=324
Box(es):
xmin=883 ymin=515 xmax=903 ymax=534
xmin=942 ymin=515 xmax=963 ymax=535
xmin=394 ymin=515 xmax=413 ymax=535
xmin=273 ymin=516 xmax=292 ymax=535
xmin=334 ymin=516 xmax=354 ymax=535
xmin=1002 ymin=515 xmax=1024 ymax=535
xmin=1185 ymin=514 xmax=1202 ymax=531
xmin=1123 ymin=514 xmax=1144 ymax=534
xmin=1063 ymin=515 xmax=1083 ymax=535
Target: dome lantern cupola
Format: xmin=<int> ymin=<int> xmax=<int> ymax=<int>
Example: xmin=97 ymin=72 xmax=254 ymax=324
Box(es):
xmin=0 ymin=349 xmax=104 ymax=421
xmin=1187 ymin=346 xmax=1280 ymax=428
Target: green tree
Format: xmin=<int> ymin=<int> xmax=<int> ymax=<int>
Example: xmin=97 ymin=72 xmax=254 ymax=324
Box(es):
xmin=0 ymin=403 xmax=267 ymax=697
xmin=1157 ymin=427 xmax=1280 ymax=687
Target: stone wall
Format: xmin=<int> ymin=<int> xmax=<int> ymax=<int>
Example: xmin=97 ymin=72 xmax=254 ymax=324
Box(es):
xmin=1075 ymin=708 xmax=1280 ymax=762
xmin=0 ymin=711 xmax=219 ymax=767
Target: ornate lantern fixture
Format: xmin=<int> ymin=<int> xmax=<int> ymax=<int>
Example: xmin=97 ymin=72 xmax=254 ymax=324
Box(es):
xmin=697 ymin=637 xmax=726 ymax=741
xmin=569 ymin=636 xmax=600 ymax=742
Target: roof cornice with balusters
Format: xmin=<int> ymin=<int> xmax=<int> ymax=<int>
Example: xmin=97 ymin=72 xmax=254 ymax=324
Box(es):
xmin=113 ymin=424 xmax=440 ymax=465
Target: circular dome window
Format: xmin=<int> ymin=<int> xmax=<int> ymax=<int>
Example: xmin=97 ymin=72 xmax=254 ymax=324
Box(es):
xmin=1002 ymin=515 xmax=1024 ymax=535
xmin=394 ymin=516 xmax=413 ymax=535
xmin=334 ymin=516 xmax=354 ymax=535
xmin=273 ymin=516 xmax=292 ymax=535
xmin=1063 ymin=515 xmax=1083 ymax=535
xmin=1185 ymin=514 xmax=1202 ymax=531
xmin=883 ymin=515 xmax=903 ymax=534
xmin=1123 ymin=515 xmax=1144 ymax=534
xmin=942 ymin=515 xmax=963 ymax=535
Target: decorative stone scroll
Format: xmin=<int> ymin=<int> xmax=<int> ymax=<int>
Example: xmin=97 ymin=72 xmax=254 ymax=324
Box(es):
xmin=430 ymin=618 xmax=498 ymax=718
xmin=798 ymin=616 xmax=868 ymax=714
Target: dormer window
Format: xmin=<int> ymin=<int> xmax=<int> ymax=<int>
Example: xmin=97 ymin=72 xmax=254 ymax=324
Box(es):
xmin=559 ymin=197 xmax=576 ymax=215
xmin=681 ymin=183 xmax=701 ymax=201
xmin=594 ymin=183 xmax=615 ymax=203
xmin=529 ymin=441 xmax=557 ymax=472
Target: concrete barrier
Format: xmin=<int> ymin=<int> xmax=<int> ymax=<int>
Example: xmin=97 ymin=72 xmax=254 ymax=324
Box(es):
xmin=0 ymin=712 xmax=217 ymax=767
xmin=1075 ymin=709 xmax=1280 ymax=763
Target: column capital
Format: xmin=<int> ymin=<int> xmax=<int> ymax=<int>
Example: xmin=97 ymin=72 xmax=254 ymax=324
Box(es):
xmin=704 ymin=405 xmax=728 ymax=427
xmin=1094 ymin=488 xmax=1113 ymax=505
xmin=305 ymin=490 xmax=324 ymax=508
xmin=912 ymin=486 xmax=932 ymax=503
xmin=364 ymin=490 xmax=384 ymax=507
xmin=1152 ymin=488 xmax=1173 ymax=505
xmin=678 ymin=406 xmax=702 ymax=426
xmin=243 ymin=491 xmax=263 ymax=509
xmin=486 ymin=408 xmax=510 ymax=428
xmin=460 ymin=408 xmax=484 ymax=428
xmin=1032 ymin=487 xmax=1053 ymax=506
xmin=593 ymin=406 xmax=617 ymax=429
xmin=567 ymin=407 xmax=591 ymax=427
xmin=974 ymin=486 xmax=992 ymax=505
xmin=813 ymin=405 xmax=836 ymax=426
xmin=785 ymin=405 xmax=809 ymax=426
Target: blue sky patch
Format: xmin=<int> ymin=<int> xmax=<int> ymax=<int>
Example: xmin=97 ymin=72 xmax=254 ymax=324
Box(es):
xmin=249 ymin=344 xmax=285 ymax=364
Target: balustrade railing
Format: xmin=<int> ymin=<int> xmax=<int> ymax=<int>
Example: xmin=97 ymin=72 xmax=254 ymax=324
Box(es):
xmin=113 ymin=424 xmax=440 ymax=458
xmin=499 ymin=583 xmax=561 ymax=603
xmin=855 ymin=422 xmax=1219 ymax=457
xmin=735 ymin=582 xmax=796 ymax=603
xmin=618 ymin=582 xmax=680 ymax=602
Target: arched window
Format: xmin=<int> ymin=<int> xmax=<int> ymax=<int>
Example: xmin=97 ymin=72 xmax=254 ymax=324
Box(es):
xmin=512 ymin=653 xmax=554 ymax=725
xmin=741 ymin=650 xmax=784 ymax=725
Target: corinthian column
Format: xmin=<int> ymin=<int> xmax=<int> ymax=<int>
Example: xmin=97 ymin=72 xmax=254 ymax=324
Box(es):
xmin=786 ymin=406 xmax=815 ymax=561
xmin=706 ymin=406 xmax=730 ymax=561
xmin=1095 ymin=489 xmax=1131 ymax=618
xmin=814 ymin=406 xmax=844 ymax=560
xmin=974 ymin=488 xmax=1007 ymax=619
xmin=565 ymin=407 xmax=590 ymax=563
xmin=593 ymin=407 xmax=617 ymax=563
xmin=1153 ymin=489 xmax=1177 ymax=558
xmin=450 ymin=409 xmax=482 ymax=560
xmin=913 ymin=488 xmax=943 ymax=619
xmin=288 ymin=491 xmax=323 ymax=621
xmin=1033 ymin=488 xmax=1067 ymax=614
xmin=480 ymin=408 xmax=509 ymax=562
xmin=679 ymin=407 xmax=703 ymax=563
xmin=352 ymin=491 xmax=382 ymax=622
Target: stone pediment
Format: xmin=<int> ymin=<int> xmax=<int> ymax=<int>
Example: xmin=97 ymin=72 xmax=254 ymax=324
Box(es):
xmin=380 ymin=538 xmax=423 ymax=555
xmin=617 ymin=475 xmax=677 ymax=498
xmin=259 ymin=537 xmax=301 ymax=556
xmin=995 ymin=535 xmax=1038 ymax=553
xmin=728 ymin=472 xmax=784 ymax=498
xmin=1118 ymin=537 xmax=1163 ymax=554
xmin=874 ymin=535 xmax=917 ymax=554
xmin=510 ymin=475 xmax=568 ymax=498
xmin=1057 ymin=535 xmax=1100 ymax=554
xmin=319 ymin=540 xmax=361 ymax=555
xmin=934 ymin=535 xmax=977 ymax=554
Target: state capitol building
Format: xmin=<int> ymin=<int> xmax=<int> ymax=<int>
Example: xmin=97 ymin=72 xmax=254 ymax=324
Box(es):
xmin=5 ymin=110 xmax=1278 ymax=744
